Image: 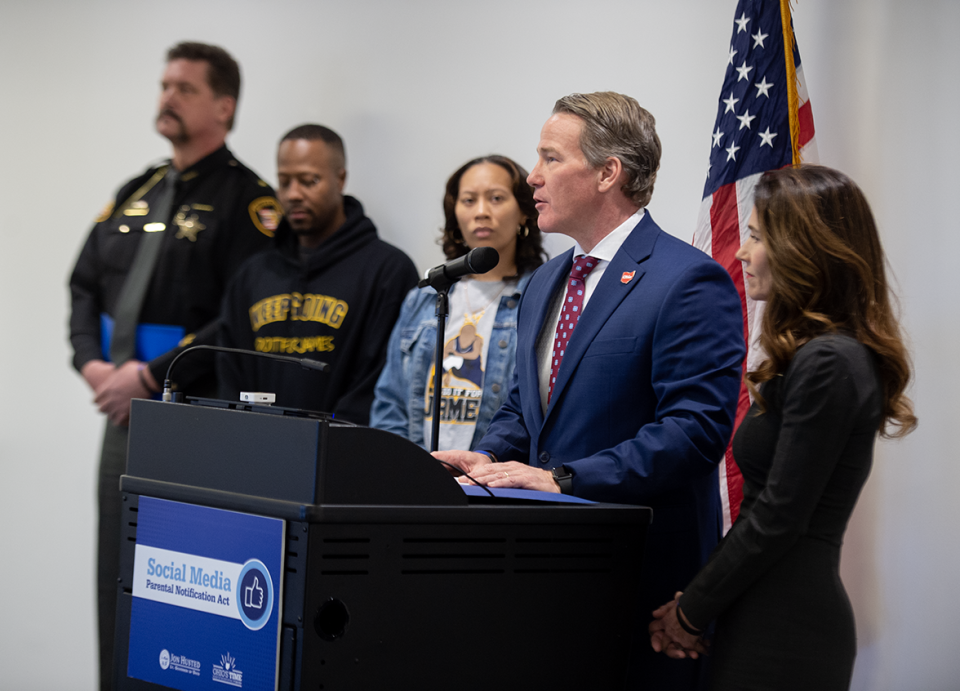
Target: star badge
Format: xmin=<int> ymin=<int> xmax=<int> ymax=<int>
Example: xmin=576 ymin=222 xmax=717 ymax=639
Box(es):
xmin=173 ymin=206 xmax=206 ymax=242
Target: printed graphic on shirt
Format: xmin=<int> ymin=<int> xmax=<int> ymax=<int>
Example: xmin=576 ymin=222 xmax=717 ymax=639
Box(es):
xmin=255 ymin=335 xmax=335 ymax=354
xmin=248 ymin=293 xmax=349 ymax=332
xmin=424 ymin=323 xmax=485 ymax=426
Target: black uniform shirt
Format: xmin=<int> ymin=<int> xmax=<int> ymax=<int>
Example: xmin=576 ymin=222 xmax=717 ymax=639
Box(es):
xmin=69 ymin=145 xmax=281 ymax=394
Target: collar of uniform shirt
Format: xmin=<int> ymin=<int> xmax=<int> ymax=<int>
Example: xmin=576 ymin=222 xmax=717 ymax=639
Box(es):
xmin=570 ymin=208 xmax=645 ymax=309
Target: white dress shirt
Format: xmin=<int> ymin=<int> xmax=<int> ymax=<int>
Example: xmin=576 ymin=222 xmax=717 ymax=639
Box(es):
xmin=536 ymin=209 xmax=645 ymax=413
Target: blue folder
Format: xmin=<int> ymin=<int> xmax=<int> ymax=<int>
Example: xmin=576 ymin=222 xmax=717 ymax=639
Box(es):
xmin=100 ymin=313 xmax=186 ymax=363
xmin=459 ymin=485 xmax=595 ymax=504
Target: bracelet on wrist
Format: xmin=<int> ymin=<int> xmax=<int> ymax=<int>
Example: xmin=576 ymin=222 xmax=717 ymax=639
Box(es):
xmin=676 ymin=605 xmax=703 ymax=637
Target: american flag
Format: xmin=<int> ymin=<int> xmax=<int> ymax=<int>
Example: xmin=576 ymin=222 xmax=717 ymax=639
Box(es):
xmin=693 ymin=0 xmax=818 ymax=534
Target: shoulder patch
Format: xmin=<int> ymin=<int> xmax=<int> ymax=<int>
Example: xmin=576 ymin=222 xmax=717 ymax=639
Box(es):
xmin=94 ymin=200 xmax=115 ymax=223
xmin=249 ymin=196 xmax=283 ymax=237
xmin=257 ymin=179 xmax=269 ymax=187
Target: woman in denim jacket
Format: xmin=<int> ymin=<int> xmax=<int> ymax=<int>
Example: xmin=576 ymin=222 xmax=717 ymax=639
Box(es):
xmin=370 ymin=155 xmax=545 ymax=450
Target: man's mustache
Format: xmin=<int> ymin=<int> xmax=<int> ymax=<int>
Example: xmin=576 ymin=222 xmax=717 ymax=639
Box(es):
xmin=156 ymin=108 xmax=182 ymax=124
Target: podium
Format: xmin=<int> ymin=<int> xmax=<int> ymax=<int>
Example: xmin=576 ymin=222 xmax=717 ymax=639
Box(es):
xmin=114 ymin=398 xmax=652 ymax=690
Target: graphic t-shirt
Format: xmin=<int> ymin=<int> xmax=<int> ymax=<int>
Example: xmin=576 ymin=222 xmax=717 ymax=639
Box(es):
xmin=423 ymin=278 xmax=513 ymax=450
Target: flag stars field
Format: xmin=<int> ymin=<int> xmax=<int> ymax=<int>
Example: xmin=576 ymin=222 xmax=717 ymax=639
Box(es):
xmin=724 ymin=92 xmax=739 ymax=113
xmin=755 ymin=77 xmax=773 ymax=98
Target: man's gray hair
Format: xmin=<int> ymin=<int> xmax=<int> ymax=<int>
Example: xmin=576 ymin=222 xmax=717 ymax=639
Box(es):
xmin=553 ymin=92 xmax=661 ymax=208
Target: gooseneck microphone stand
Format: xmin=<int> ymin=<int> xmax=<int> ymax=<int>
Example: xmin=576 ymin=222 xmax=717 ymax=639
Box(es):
xmin=429 ymin=288 xmax=450 ymax=452
xmin=161 ymin=344 xmax=328 ymax=402
xmin=418 ymin=246 xmax=500 ymax=452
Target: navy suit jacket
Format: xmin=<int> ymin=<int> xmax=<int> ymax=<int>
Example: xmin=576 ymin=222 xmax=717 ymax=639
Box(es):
xmin=478 ymin=212 xmax=744 ymax=680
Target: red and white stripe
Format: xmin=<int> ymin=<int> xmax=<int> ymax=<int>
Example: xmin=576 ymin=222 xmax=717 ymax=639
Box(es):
xmin=694 ymin=63 xmax=817 ymax=534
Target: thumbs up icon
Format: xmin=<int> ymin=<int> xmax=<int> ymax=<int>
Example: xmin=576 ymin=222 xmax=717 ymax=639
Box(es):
xmin=244 ymin=576 xmax=264 ymax=609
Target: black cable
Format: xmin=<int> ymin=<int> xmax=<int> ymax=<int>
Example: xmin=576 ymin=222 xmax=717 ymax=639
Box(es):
xmin=434 ymin=459 xmax=496 ymax=498
xmin=162 ymin=344 xmax=327 ymax=401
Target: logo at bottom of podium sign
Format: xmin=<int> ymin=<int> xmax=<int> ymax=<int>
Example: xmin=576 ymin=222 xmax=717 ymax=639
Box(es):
xmin=212 ymin=651 xmax=244 ymax=688
xmin=237 ymin=559 xmax=274 ymax=631
xmin=156 ymin=648 xmax=200 ymax=676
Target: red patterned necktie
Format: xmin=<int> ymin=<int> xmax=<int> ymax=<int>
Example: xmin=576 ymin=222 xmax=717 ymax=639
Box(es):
xmin=548 ymin=255 xmax=599 ymax=403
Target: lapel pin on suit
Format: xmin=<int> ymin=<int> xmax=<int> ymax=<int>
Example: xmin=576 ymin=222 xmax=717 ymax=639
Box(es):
xmin=621 ymin=270 xmax=636 ymax=284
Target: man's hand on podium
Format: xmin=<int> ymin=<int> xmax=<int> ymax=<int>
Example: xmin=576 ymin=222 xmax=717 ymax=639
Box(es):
xmin=433 ymin=450 xmax=561 ymax=493
xmin=432 ymin=449 xmax=491 ymax=478
xmin=468 ymin=461 xmax=561 ymax=493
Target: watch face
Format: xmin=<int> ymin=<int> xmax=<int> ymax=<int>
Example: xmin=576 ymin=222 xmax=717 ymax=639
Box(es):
xmin=551 ymin=466 xmax=573 ymax=494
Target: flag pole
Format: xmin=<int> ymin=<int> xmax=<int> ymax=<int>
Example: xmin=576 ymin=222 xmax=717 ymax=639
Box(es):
xmin=781 ymin=0 xmax=801 ymax=166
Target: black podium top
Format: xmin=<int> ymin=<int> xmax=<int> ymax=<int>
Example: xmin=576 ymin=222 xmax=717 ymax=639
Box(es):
xmin=126 ymin=398 xmax=470 ymax=508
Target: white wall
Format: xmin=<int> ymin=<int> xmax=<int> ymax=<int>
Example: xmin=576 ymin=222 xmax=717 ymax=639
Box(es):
xmin=0 ymin=1 xmax=956 ymax=689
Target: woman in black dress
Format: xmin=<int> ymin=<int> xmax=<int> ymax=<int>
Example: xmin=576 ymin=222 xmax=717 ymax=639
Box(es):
xmin=648 ymin=165 xmax=916 ymax=690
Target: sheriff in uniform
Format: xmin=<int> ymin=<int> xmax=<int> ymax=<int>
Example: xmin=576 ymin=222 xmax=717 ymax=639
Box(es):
xmin=67 ymin=42 xmax=280 ymax=690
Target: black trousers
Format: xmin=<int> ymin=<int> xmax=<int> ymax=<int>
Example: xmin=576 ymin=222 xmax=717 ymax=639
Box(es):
xmin=97 ymin=422 xmax=127 ymax=691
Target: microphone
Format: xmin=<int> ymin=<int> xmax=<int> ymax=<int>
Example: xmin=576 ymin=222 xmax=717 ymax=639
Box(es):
xmin=418 ymin=247 xmax=499 ymax=290
xmin=161 ymin=344 xmax=328 ymax=402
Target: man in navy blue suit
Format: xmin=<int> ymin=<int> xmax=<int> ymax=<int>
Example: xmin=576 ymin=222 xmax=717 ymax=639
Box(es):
xmin=435 ymin=92 xmax=745 ymax=688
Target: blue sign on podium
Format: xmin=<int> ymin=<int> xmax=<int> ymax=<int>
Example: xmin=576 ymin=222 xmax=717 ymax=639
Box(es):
xmin=127 ymin=496 xmax=285 ymax=690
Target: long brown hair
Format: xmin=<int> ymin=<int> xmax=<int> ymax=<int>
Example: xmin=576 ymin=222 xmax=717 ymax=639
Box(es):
xmin=441 ymin=155 xmax=546 ymax=277
xmin=748 ymin=165 xmax=916 ymax=438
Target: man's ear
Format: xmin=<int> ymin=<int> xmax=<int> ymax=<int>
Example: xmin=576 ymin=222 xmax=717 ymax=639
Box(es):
xmin=597 ymin=156 xmax=624 ymax=194
xmin=337 ymin=168 xmax=347 ymax=192
xmin=217 ymin=96 xmax=237 ymax=127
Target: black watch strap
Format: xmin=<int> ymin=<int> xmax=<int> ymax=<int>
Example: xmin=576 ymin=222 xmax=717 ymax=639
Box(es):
xmin=551 ymin=465 xmax=573 ymax=494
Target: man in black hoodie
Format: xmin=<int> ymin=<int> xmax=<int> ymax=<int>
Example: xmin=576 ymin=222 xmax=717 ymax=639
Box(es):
xmin=217 ymin=124 xmax=419 ymax=423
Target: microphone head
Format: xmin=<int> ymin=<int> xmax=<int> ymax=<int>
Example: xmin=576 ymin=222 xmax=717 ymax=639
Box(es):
xmin=465 ymin=247 xmax=500 ymax=275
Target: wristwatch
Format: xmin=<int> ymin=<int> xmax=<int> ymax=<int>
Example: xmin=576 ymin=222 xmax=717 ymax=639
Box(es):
xmin=551 ymin=465 xmax=573 ymax=494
